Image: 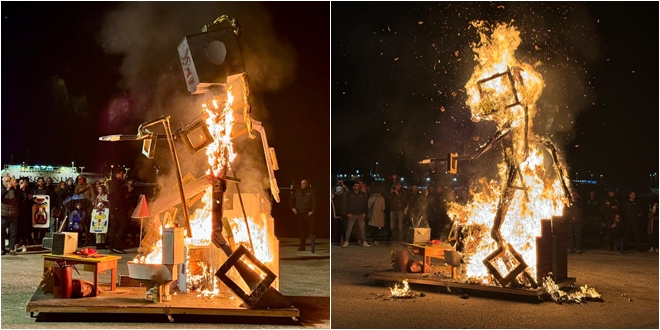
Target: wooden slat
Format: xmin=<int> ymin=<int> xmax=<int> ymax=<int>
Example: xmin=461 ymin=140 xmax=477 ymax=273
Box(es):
xmin=26 ymin=286 xmax=299 ymax=318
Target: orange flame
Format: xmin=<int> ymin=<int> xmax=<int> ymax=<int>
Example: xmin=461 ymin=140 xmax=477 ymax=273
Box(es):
xmin=205 ymin=91 xmax=236 ymax=178
xmin=450 ymin=21 xmax=567 ymax=284
xmin=133 ymin=88 xmax=275 ymax=296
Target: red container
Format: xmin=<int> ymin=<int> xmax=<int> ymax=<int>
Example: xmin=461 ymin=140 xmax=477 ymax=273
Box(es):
xmin=395 ymin=250 xmax=409 ymax=273
xmin=53 ymin=266 xmax=72 ymax=298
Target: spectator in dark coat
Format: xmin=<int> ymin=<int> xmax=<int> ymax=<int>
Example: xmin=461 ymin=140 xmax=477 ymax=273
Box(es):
xmin=332 ymin=182 xmax=348 ymax=245
xmin=107 ymin=168 xmax=128 ymax=254
xmin=608 ymin=213 xmax=624 ymax=253
xmin=566 ymin=188 xmax=584 ymax=254
xmin=17 ymin=178 xmax=34 ymax=248
xmin=1 ymin=176 xmax=20 ymax=255
xmin=389 ymin=182 xmax=408 ymax=245
xmin=343 ymin=182 xmax=370 ymax=248
xmin=621 ymin=191 xmax=643 ymax=252
xmin=289 ymin=179 xmax=316 ymax=251
xmin=647 ymin=202 xmax=658 ymax=253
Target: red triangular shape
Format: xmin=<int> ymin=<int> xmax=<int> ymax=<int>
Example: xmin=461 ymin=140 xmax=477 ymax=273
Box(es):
xmin=131 ymin=195 xmax=150 ymax=218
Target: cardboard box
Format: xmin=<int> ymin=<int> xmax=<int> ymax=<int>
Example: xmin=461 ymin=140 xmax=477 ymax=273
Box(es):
xmin=407 ymin=227 xmax=430 ymax=244
xmin=51 ymin=232 xmax=78 ymax=255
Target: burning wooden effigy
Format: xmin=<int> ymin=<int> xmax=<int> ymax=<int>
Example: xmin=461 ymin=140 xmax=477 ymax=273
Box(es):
xmin=98 ymin=15 xmax=291 ymax=310
xmin=371 ymin=21 xmax=600 ymax=301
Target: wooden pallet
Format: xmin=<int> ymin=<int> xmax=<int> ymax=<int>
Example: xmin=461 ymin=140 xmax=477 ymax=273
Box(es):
xmin=26 ymin=284 xmax=300 ymax=320
xmin=368 ymin=270 xmax=576 ymax=297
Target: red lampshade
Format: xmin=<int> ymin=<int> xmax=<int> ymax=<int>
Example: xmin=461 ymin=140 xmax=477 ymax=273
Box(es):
xmin=131 ymin=195 xmax=151 ymax=218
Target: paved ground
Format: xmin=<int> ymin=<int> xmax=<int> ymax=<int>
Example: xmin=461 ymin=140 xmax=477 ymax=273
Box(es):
xmin=331 ymin=241 xmax=658 ymax=329
xmin=1 ymin=237 xmax=330 ymax=329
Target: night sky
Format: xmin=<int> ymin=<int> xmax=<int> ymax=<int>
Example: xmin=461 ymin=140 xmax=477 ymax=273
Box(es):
xmin=331 ymin=2 xmax=659 ymax=193
xmin=1 ymin=2 xmax=330 ymax=236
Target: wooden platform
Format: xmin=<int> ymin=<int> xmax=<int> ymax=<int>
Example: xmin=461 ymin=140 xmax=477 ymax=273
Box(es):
xmin=26 ymin=285 xmax=300 ymax=320
xmin=368 ymin=270 xmax=576 ymax=297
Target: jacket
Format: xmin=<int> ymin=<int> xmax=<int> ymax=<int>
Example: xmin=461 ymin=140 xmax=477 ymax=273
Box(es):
xmin=621 ymin=199 xmax=643 ymax=223
xmin=1 ymin=185 xmax=20 ymax=218
xmin=389 ymin=187 xmax=408 ymax=212
xmin=290 ymin=187 xmax=315 ymax=214
xmin=367 ymin=193 xmax=386 ymax=227
xmin=346 ymin=189 xmax=368 ymax=215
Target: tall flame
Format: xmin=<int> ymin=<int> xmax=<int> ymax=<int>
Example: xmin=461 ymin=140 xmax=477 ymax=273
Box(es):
xmin=450 ymin=21 xmax=567 ymax=284
xmin=205 ymin=91 xmax=236 ymax=178
xmin=133 ymin=87 xmax=275 ymax=297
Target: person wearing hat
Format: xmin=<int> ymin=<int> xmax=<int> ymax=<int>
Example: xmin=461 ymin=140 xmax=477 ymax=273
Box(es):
xmin=332 ymin=182 xmax=348 ymax=245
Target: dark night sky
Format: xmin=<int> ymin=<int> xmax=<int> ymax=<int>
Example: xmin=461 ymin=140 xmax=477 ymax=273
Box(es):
xmin=331 ymin=2 xmax=659 ymax=193
xmin=1 ymin=2 xmax=329 ymax=236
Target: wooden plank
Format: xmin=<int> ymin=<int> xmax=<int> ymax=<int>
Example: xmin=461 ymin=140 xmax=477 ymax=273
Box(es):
xmin=368 ymin=270 xmax=544 ymax=297
xmin=149 ymin=176 xmax=210 ymax=216
xmin=26 ymin=286 xmax=299 ymax=318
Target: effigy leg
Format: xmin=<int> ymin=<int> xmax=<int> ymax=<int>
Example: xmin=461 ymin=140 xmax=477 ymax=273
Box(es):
xmin=491 ymin=159 xmax=518 ymax=249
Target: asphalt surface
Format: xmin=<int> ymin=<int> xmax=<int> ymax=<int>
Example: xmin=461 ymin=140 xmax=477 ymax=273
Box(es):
xmin=0 ymin=237 xmax=330 ymax=329
xmin=331 ymin=241 xmax=659 ymax=329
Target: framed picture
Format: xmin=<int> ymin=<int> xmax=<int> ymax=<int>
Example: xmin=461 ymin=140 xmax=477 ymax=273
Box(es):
xmin=32 ymin=195 xmax=50 ymax=228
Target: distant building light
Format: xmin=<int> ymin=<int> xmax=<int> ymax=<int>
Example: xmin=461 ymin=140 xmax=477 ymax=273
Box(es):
xmin=452 ymin=178 xmax=457 ymax=182
xmin=400 ymin=177 xmax=404 ymax=181
xmin=572 ymin=179 xmax=597 ymax=185
xmin=356 ymin=170 xmax=360 ymax=174
xmin=426 ymin=178 xmax=430 ymax=181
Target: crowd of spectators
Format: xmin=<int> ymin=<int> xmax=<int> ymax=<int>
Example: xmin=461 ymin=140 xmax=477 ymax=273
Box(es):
xmin=1 ymin=167 xmax=142 ymax=255
xmin=582 ymin=188 xmax=658 ymax=254
xmin=331 ymin=175 xmax=453 ymax=248
xmin=331 ymin=175 xmax=659 ymax=254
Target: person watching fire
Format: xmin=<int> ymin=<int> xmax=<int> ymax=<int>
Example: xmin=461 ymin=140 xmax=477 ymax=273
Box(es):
xmin=388 ymin=182 xmax=408 ymax=246
xmin=343 ymin=182 xmax=370 ymax=248
xmin=566 ymin=188 xmax=584 ymax=254
xmin=1 ymin=175 xmax=20 ymax=255
xmin=290 ymin=179 xmax=316 ymax=251
xmin=621 ymin=191 xmax=643 ymax=252
xmin=107 ymin=167 xmax=128 ymax=254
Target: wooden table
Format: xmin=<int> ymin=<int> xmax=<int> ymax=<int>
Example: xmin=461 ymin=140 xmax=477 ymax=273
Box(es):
xmin=402 ymin=243 xmax=447 ymax=266
xmin=43 ymin=253 xmax=122 ymax=297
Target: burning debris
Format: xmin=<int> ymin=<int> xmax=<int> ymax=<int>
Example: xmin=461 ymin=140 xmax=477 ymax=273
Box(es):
xmin=389 ymin=280 xmax=418 ymax=299
xmin=541 ymin=274 xmax=602 ymax=304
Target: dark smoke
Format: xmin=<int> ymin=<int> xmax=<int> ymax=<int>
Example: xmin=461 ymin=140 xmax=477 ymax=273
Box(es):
xmin=99 ymin=2 xmax=297 ymax=188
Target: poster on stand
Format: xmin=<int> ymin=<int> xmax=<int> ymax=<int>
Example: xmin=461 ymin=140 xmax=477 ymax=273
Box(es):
xmin=90 ymin=208 xmax=109 ymax=234
xmin=32 ymin=195 xmax=50 ymax=228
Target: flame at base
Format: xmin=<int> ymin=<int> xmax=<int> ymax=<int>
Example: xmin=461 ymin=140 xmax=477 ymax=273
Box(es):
xmin=133 ymin=186 xmax=276 ymax=299
xmin=390 ymin=280 xmax=416 ymax=299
